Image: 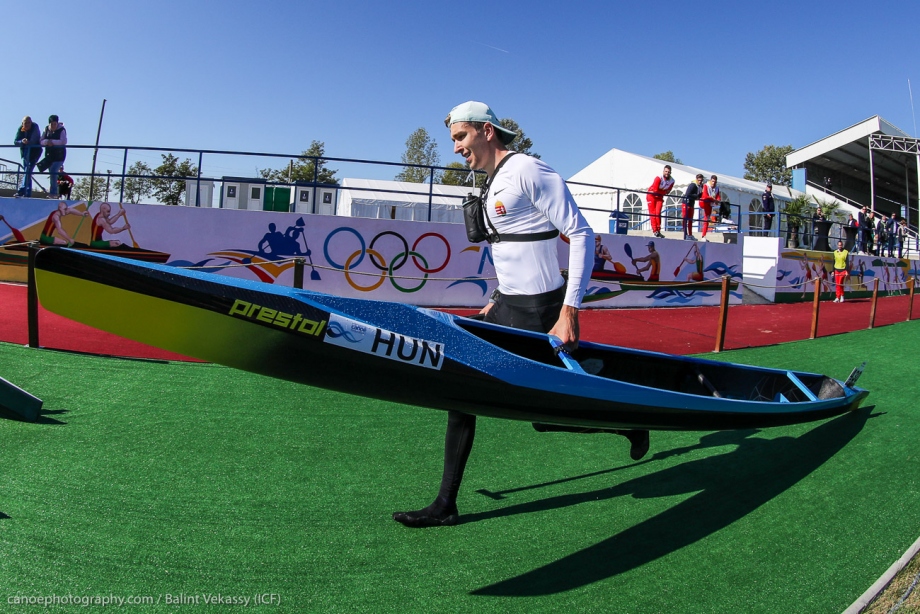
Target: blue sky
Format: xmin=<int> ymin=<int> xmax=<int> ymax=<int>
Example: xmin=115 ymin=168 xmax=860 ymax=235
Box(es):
xmin=4 ymin=0 xmax=918 ymax=184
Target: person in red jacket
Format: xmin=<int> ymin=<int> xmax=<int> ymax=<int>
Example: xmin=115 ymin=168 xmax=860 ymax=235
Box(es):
xmin=646 ymin=165 xmax=675 ymax=238
xmin=57 ymin=165 xmax=74 ymax=200
xmin=699 ymin=175 xmax=720 ymax=241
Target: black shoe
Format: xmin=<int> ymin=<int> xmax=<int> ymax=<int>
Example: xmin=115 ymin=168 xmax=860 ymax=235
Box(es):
xmin=623 ymin=430 xmax=650 ymax=461
xmin=393 ymin=504 xmax=459 ymax=528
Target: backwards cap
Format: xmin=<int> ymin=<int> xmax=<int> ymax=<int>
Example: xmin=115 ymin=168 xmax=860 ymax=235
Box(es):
xmin=445 ymin=101 xmax=517 ymax=145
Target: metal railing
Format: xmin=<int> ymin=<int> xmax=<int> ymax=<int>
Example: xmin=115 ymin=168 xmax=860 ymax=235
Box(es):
xmin=804 ymin=180 xmax=866 ymax=210
xmin=1 ymin=143 xmax=485 ymax=217
xmin=2 ymin=142 xmax=917 ymax=255
xmin=1 ymin=153 xmax=49 ymax=194
xmin=0 ymin=157 xmax=21 ymax=191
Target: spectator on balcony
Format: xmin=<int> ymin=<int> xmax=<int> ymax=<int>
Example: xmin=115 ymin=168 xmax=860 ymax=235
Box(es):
xmin=761 ymin=182 xmax=775 ymax=235
xmin=13 ymin=116 xmax=42 ymax=197
xmin=885 ymin=213 xmax=897 ymax=258
xmin=57 ymin=165 xmax=74 ymax=200
xmin=857 ymin=207 xmax=869 ymax=254
xmin=699 ymin=175 xmax=719 ymax=241
xmin=810 ymin=206 xmax=826 ymax=250
xmin=874 ymin=214 xmax=887 ymax=257
xmin=646 ymin=165 xmax=674 ymax=239
xmin=39 ymin=115 xmax=67 ymax=197
xmin=681 ymin=174 xmax=704 ymax=241
xmin=897 ymin=218 xmax=908 ymax=258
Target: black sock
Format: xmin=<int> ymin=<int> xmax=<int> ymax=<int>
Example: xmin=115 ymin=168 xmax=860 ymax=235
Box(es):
xmin=433 ymin=411 xmax=476 ymax=513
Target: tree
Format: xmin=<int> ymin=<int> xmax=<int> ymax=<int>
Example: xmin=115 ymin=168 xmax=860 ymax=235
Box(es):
xmin=150 ymin=154 xmax=198 ymax=206
xmin=440 ymin=161 xmax=479 ymax=187
xmin=743 ymin=144 xmax=794 ymax=186
xmin=499 ymin=118 xmax=540 ymax=158
xmin=395 ymin=128 xmax=441 ymax=183
xmin=653 ymin=151 xmax=682 ymax=164
xmin=72 ymin=176 xmax=107 ymax=202
xmin=113 ymin=161 xmax=154 ymax=203
xmin=259 ymin=140 xmax=338 ymax=185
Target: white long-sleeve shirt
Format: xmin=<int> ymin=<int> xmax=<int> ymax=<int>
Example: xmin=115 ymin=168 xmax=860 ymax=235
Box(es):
xmin=484 ymin=154 xmax=593 ymax=308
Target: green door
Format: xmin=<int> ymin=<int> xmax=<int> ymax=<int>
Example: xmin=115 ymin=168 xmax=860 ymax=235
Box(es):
xmin=264 ymin=186 xmax=292 ymax=212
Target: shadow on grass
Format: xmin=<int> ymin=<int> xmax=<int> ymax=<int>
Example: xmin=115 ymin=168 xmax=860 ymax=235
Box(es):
xmin=471 ymin=407 xmax=874 ymax=596
xmin=475 ymin=429 xmax=758 ymax=501
xmin=35 ymin=409 xmax=69 ymax=425
xmin=0 ymin=407 xmax=68 ymax=425
xmin=0 ymin=512 xmax=9 ymax=520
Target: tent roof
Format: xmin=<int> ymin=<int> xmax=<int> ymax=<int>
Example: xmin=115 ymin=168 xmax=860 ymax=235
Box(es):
xmin=339 ymin=178 xmax=470 ymax=206
xmin=786 ymin=116 xmax=910 ymax=168
xmin=785 ymin=116 xmax=918 ymax=215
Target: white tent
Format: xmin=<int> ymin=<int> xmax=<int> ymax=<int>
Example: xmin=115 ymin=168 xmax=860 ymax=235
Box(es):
xmin=337 ymin=178 xmax=471 ymax=223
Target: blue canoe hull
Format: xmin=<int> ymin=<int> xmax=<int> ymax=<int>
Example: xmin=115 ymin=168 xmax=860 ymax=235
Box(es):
xmin=33 ymin=248 xmax=869 ymax=430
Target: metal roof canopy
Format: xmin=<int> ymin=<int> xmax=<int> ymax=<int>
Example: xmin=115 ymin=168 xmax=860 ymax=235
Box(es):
xmin=786 ymin=116 xmax=920 ymax=225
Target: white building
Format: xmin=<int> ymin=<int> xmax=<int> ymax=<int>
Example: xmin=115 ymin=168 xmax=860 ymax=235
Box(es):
xmin=336 ymin=178 xmax=471 ymax=223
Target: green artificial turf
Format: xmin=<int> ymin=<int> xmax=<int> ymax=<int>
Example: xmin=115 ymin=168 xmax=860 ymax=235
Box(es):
xmin=1 ymin=323 xmax=918 ymax=613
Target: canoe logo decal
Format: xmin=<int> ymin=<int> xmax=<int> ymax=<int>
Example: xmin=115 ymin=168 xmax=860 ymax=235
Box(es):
xmin=326 ymin=320 xmax=367 ymax=343
xmin=228 ymin=299 xmax=326 ymax=336
xmin=325 ymin=314 xmax=443 ymax=370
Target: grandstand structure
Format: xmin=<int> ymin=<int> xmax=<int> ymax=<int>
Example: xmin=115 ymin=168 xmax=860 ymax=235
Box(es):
xmin=787 ymin=115 xmax=920 ymax=227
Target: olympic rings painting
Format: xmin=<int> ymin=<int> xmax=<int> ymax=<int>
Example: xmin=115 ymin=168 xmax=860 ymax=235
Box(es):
xmin=323 ymin=227 xmax=452 ymax=293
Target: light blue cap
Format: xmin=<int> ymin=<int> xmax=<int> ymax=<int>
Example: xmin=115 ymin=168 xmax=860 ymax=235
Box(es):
xmin=445 ymin=101 xmax=517 ymax=145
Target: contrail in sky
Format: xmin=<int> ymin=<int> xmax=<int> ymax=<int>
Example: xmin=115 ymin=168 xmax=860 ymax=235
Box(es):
xmin=475 ymin=42 xmax=509 ymax=53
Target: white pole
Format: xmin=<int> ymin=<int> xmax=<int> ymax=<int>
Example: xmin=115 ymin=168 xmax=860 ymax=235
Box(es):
xmin=868 ymin=139 xmax=875 ymax=214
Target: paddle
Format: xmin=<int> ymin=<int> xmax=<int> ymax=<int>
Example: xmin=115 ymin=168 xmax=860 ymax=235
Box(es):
xmin=118 ymin=203 xmax=140 ymax=248
xmin=548 ymin=336 xmax=584 ymax=374
xmin=674 ymin=244 xmax=695 ymax=276
xmin=623 ymin=243 xmax=638 ymax=273
xmin=68 ymin=212 xmax=89 ymax=247
xmin=0 ymin=215 xmax=26 ymax=243
xmin=299 ymin=230 xmax=321 ymax=281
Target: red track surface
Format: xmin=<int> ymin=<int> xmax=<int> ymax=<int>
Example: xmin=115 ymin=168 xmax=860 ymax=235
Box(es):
xmin=1 ymin=282 xmax=915 ymax=361
xmin=1 ymin=283 xmax=200 ymax=362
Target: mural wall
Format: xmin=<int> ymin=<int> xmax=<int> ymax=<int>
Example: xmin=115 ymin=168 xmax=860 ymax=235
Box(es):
xmin=0 ymin=198 xmax=743 ymax=307
xmin=775 ymin=248 xmax=918 ymax=302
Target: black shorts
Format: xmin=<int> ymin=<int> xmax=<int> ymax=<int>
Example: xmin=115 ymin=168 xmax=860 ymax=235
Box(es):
xmin=484 ymin=286 xmax=565 ymax=334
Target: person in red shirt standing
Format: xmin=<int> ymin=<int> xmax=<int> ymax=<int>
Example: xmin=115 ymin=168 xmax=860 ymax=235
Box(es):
xmin=699 ymin=175 xmax=720 ymax=241
xmin=57 ymin=165 xmax=74 ymax=200
xmin=646 ymin=165 xmax=675 ymax=238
